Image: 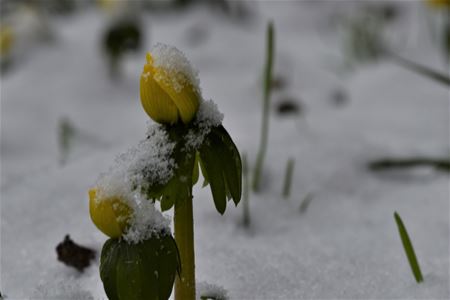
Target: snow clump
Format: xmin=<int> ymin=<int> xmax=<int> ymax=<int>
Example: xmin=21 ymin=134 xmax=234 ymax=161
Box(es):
xmin=122 ymin=194 xmax=171 ymax=244
xmin=94 ymin=123 xmax=175 ymax=244
xmin=184 ymin=99 xmax=224 ymax=150
xmin=151 ymin=43 xmax=201 ymax=94
xmin=95 ymin=124 xmax=176 ymax=202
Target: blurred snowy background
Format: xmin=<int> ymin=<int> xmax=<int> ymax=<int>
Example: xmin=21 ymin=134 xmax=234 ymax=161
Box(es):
xmin=1 ymin=0 xmax=449 ymax=299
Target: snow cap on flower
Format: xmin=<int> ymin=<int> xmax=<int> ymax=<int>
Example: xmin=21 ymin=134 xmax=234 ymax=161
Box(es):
xmin=89 ymin=188 xmax=132 ymax=238
xmin=140 ymin=43 xmax=201 ymax=125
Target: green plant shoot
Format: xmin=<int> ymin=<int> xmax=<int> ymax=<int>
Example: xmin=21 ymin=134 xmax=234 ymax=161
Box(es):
xmin=58 ymin=117 xmax=75 ymax=165
xmin=299 ymin=193 xmax=313 ymax=214
xmin=282 ymin=158 xmax=295 ymax=199
xmin=241 ymin=153 xmax=250 ymax=228
xmin=253 ymin=21 xmax=274 ymax=192
xmin=394 ymin=211 xmax=424 ymax=283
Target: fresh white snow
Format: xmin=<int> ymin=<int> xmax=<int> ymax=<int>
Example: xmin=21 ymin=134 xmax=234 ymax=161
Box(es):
xmin=185 ymin=99 xmax=224 ymax=150
xmin=150 ymin=42 xmax=201 ymax=94
xmin=122 ymin=197 xmax=171 ymax=245
xmin=95 ymin=123 xmax=175 ymax=202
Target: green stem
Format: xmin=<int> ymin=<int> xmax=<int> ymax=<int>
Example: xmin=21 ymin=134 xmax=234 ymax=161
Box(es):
xmin=253 ymin=21 xmax=274 ymax=192
xmin=394 ymin=212 xmax=423 ymax=283
xmin=174 ymin=196 xmax=196 ymax=300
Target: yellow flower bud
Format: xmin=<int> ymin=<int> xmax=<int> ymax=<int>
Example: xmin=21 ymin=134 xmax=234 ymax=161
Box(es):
xmin=426 ymin=0 xmax=450 ymax=8
xmin=140 ymin=49 xmax=200 ymax=125
xmin=89 ymin=188 xmax=132 ymax=238
xmin=0 ymin=26 xmax=14 ymax=57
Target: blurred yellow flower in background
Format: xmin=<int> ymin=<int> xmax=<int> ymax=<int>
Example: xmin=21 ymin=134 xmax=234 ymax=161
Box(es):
xmin=0 ymin=26 xmax=14 ymax=57
xmin=140 ymin=51 xmax=200 ymax=125
xmin=89 ymin=189 xmax=132 ymax=238
xmin=426 ymin=0 xmax=450 ymax=8
xmin=96 ymin=0 xmax=122 ymax=12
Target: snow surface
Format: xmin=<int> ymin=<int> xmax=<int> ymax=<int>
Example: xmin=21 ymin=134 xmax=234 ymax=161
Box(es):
xmin=1 ymin=1 xmax=449 ymax=299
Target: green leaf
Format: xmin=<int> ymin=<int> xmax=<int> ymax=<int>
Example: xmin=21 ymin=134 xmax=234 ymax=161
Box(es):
xmin=199 ymin=136 xmax=227 ymax=214
xmin=116 ymin=242 xmax=152 ymax=300
xmin=213 ymin=126 xmax=242 ymax=205
xmin=198 ymin=155 xmax=210 ymax=188
xmin=394 ymin=212 xmax=423 ymax=283
xmin=198 ymin=125 xmax=242 ymax=214
xmin=192 ymin=152 xmax=200 ymax=186
xmin=156 ymin=236 xmax=181 ymax=300
xmin=100 ymin=236 xmax=180 ymax=300
xmin=160 ymin=194 xmax=175 ymax=212
xmin=100 ymin=239 xmax=121 ymax=300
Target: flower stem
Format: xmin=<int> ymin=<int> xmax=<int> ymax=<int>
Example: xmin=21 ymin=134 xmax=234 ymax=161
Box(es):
xmin=174 ymin=196 xmax=196 ymax=300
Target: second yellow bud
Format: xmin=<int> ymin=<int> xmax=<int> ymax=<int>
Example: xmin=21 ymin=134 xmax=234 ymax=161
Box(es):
xmin=89 ymin=189 xmax=132 ymax=238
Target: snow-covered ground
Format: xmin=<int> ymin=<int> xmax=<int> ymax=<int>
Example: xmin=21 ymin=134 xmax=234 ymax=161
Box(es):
xmin=1 ymin=1 xmax=449 ymax=299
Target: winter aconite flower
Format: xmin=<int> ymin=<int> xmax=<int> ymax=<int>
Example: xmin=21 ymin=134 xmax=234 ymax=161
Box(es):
xmin=140 ymin=44 xmax=201 ymax=125
xmin=89 ymin=189 xmax=132 ymax=238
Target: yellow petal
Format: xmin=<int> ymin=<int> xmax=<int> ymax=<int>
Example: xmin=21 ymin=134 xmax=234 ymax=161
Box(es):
xmin=140 ymin=51 xmax=200 ymax=124
xmin=140 ymin=70 xmax=180 ymax=124
xmin=157 ymin=76 xmax=200 ymax=124
xmin=89 ymin=189 xmax=131 ymax=238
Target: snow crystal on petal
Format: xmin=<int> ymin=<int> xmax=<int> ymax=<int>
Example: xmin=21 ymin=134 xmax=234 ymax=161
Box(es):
xmin=151 ymin=43 xmax=201 ymax=94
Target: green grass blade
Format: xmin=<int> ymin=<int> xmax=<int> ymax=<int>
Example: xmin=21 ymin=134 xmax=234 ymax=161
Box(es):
xmin=394 ymin=212 xmax=423 ymax=283
xmin=387 ymin=51 xmax=450 ymax=87
xmin=253 ymin=21 xmax=274 ymax=192
xmin=282 ymin=158 xmax=295 ymax=199
xmin=242 ymin=153 xmax=250 ymax=227
xmin=299 ymin=193 xmax=313 ymax=214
